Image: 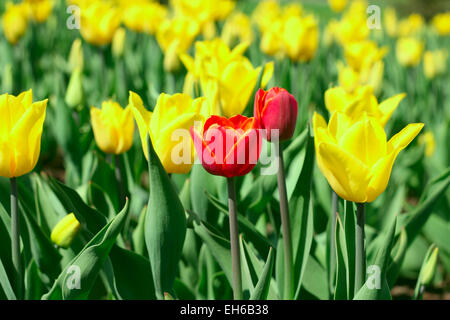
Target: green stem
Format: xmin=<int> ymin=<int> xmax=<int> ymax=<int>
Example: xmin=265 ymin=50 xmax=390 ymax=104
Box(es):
xmin=329 ymin=191 xmax=338 ymax=294
xmin=10 ymin=178 xmax=23 ymax=300
xmin=277 ymin=144 xmax=293 ymax=300
xmin=114 ymin=154 xmax=126 ymax=210
xmin=355 ymin=203 xmax=366 ymax=294
xmin=227 ymin=177 xmax=242 ymax=300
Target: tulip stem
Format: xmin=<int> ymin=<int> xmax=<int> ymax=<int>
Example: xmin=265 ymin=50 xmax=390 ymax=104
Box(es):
xmin=355 ymin=202 xmax=366 ymax=294
xmin=10 ymin=178 xmax=23 ymax=300
xmin=115 ymin=155 xmax=126 ymax=210
xmin=227 ymin=177 xmax=242 ymax=300
xmin=277 ymin=145 xmax=294 ymax=300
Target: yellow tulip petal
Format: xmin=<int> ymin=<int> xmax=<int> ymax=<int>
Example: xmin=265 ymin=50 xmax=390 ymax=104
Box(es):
xmin=318 ymin=142 xmax=370 ymax=203
xmin=129 ymin=91 xmax=152 ymax=160
xmin=324 ymin=86 xmax=349 ymax=113
xmin=90 ymin=107 xmax=118 ymax=154
xmin=338 ymin=116 xmax=387 ymax=167
xmin=366 ymin=152 xmax=397 ymax=202
xmin=379 ymin=93 xmax=406 ymax=126
xmin=387 ymin=123 xmax=424 ymax=153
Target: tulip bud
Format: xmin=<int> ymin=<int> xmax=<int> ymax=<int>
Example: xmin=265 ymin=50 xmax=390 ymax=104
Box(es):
xmin=68 ymin=38 xmax=84 ymax=72
xmin=420 ymin=247 xmax=439 ymax=286
xmin=254 ymin=88 xmax=298 ymax=142
xmin=112 ymin=27 xmax=126 ymax=58
xmin=65 ymin=67 xmax=84 ymax=109
xmin=51 ymin=213 xmax=81 ymax=248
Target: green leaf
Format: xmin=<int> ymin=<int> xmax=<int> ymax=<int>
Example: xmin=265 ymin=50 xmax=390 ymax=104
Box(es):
xmin=108 ymin=246 xmax=155 ymax=300
xmin=343 ymin=200 xmax=356 ymax=299
xmin=250 ymin=247 xmax=275 ymax=300
xmin=387 ymin=228 xmax=408 ymax=288
xmin=290 ymin=131 xmax=315 ymax=299
xmin=354 ymin=217 xmax=397 ymax=300
xmin=145 ymin=135 xmax=186 ymax=300
xmin=190 ymin=164 xmax=221 ymax=222
xmin=301 ymin=256 xmax=329 ymax=300
xmin=0 ymin=257 xmax=15 ymax=300
xmin=42 ymin=199 xmax=129 ymax=300
xmin=333 ymin=215 xmax=347 ymax=300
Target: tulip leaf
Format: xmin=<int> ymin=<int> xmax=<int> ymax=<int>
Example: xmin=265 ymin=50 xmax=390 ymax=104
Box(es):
xmin=333 ymin=215 xmax=347 ymax=300
xmin=0 ymin=257 xmax=15 ymax=300
xmin=343 ymin=200 xmax=356 ymax=298
xmin=108 ymin=246 xmax=155 ymax=300
xmin=354 ymin=217 xmax=397 ymax=300
xmin=0 ymin=203 xmax=13 ymax=290
xmin=190 ymin=164 xmax=221 ymax=223
xmin=300 ymin=256 xmax=329 ymax=300
xmin=48 ymin=178 xmax=107 ymax=235
xmin=42 ymin=199 xmax=129 ymax=300
xmin=290 ymin=132 xmax=315 ymax=299
xmin=387 ymin=228 xmax=408 ymax=288
xmin=145 ymin=135 xmax=186 ymax=300
xmin=250 ymin=247 xmax=275 ymax=300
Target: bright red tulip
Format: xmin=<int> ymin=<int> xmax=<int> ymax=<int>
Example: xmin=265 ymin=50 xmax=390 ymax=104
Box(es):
xmin=254 ymin=87 xmax=298 ymax=142
xmin=190 ymin=115 xmax=262 ymax=178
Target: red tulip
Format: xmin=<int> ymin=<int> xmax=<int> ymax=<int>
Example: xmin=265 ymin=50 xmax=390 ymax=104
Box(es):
xmin=254 ymin=87 xmax=298 ymax=142
xmin=190 ymin=115 xmax=262 ymax=178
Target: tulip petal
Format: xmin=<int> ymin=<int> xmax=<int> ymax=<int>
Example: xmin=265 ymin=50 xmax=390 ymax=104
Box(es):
xmin=318 ymin=142 xmax=370 ymax=203
xmin=338 ymin=116 xmax=387 ymax=167
xmin=387 ymin=123 xmax=424 ymax=153
xmin=129 ymin=91 xmax=152 ymax=159
xmin=366 ymin=152 xmax=397 ymax=203
xmin=324 ymin=86 xmax=350 ymax=113
xmin=378 ymin=93 xmax=406 ymax=126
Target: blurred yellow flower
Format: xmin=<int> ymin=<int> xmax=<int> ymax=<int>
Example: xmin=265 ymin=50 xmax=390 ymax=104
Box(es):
xmin=424 ymin=50 xmax=448 ymax=79
xmin=25 ymin=0 xmax=54 ymax=23
xmin=122 ymin=1 xmax=167 ymax=34
xmin=398 ymin=13 xmax=424 ymax=37
xmin=344 ymin=40 xmax=387 ymax=72
xmin=129 ymin=91 xmax=212 ymax=173
xmin=1 ymin=2 xmax=28 ymax=45
xmin=251 ymin=0 xmax=281 ymax=33
xmin=260 ymin=20 xmax=284 ymax=57
xmin=419 ymin=131 xmax=436 ymax=157
xmin=221 ymin=12 xmax=253 ymax=47
xmin=432 ymin=12 xmax=450 ymax=36
xmin=384 ymin=6 xmax=398 ymax=37
xmin=282 ymin=14 xmax=319 ymax=62
xmin=112 ymin=27 xmax=126 ymax=58
xmin=0 ymin=90 xmax=48 ymax=178
xmin=332 ymin=1 xmax=369 ymax=45
xmin=80 ymin=2 xmax=121 ymax=46
xmin=51 ymin=213 xmax=81 ymax=248
xmin=325 ymin=85 xmax=405 ymax=126
xmin=90 ymin=100 xmax=135 ymax=155
xmin=396 ymin=37 xmax=424 ymax=67
xmin=68 ymin=38 xmax=84 ymax=71
xmin=157 ymin=17 xmax=200 ymax=72
xmin=328 ymin=0 xmax=348 ymax=13
xmin=313 ymin=112 xmax=423 ymax=203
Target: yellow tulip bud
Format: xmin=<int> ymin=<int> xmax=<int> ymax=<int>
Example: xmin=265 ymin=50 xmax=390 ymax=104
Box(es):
xmin=51 ymin=213 xmax=81 ymax=248
xmin=423 ymin=50 xmax=447 ymax=79
xmin=1 ymin=2 xmax=28 ymax=45
xmin=65 ymin=68 xmax=84 ymax=109
xmin=68 ymin=38 xmax=84 ymax=72
xmin=221 ymin=12 xmax=253 ymax=47
xmin=0 ymin=90 xmax=48 ymax=178
xmin=432 ymin=12 xmax=450 ymax=36
xmin=398 ymin=13 xmax=424 ymax=38
xmin=129 ymin=91 xmax=212 ymax=174
xmin=282 ymin=14 xmax=319 ymax=62
xmin=328 ymin=0 xmax=348 ymax=13
xmin=396 ymin=37 xmax=424 ymax=67
xmin=112 ymin=27 xmax=126 ymax=58
xmin=90 ymin=100 xmax=135 ymax=155
xmin=80 ymin=2 xmax=121 ymax=46
xmin=384 ymin=7 xmax=398 ymax=37
xmin=420 ymin=247 xmax=439 ymax=286
xmin=419 ymin=131 xmax=436 ymax=157
xmin=25 ymin=0 xmax=54 ymax=24
xmin=313 ymin=112 xmax=423 ymax=203
xmin=122 ymin=2 xmax=168 ymax=34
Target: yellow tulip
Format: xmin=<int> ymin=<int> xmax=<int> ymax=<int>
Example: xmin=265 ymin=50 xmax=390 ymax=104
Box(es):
xmin=51 ymin=213 xmax=81 ymax=248
xmin=328 ymin=0 xmax=348 ymax=13
xmin=221 ymin=12 xmax=253 ymax=47
xmin=418 ymin=131 xmax=436 ymax=158
xmin=1 ymin=2 xmax=28 ymax=45
xmin=325 ymin=85 xmax=405 ymax=126
xmin=396 ymin=37 xmax=424 ymax=67
xmin=112 ymin=27 xmax=126 ymax=58
xmin=432 ymin=12 xmax=450 ymax=36
xmin=122 ymin=1 xmax=167 ymax=34
xmin=398 ymin=13 xmax=424 ymax=37
xmin=313 ymin=112 xmax=423 ymax=203
xmin=260 ymin=20 xmax=284 ymax=57
xmin=251 ymin=0 xmax=281 ymax=34
xmin=384 ymin=6 xmax=398 ymax=37
xmin=0 ymin=90 xmax=48 ymax=178
xmin=90 ymin=100 xmax=134 ymax=155
xmin=423 ymin=50 xmax=448 ymax=79
xmin=129 ymin=91 xmax=211 ymax=174
xmin=282 ymin=14 xmax=319 ymax=62
xmin=156 ymin=17 xmax=200 ymax=72
xmin=333 ymin=0 xmax=369 ymax=45
xmin=25 ymin=0 xmax=54 ymax=24
xmin=344 ymin=41 xmax=387 ymax=72
xmin=79 ymin=2 xmax=121 ymax=46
